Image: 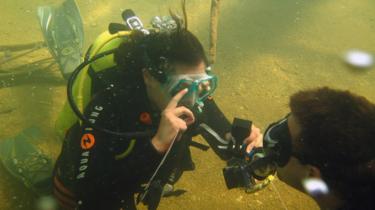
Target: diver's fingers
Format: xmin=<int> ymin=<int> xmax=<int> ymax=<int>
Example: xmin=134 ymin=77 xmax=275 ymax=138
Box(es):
xmin=243 ymin=125 xmax=261 ymax=145
xmin=256 ymin=133 xmax=264 ymax=148
xmin=166 ymin=88 xmax=188 ymax=109
xmin=250 ymin=125 xmax=260 ymax=140
xmin=176 ymin=118 xmax=188 ymax=131
xmin=174 ymin=106 xmax=195 ymax=125
xmin=246 ymin=133 xmax=263 ymax=153
xmin=246 ymin=142 xmax=256 ymax=154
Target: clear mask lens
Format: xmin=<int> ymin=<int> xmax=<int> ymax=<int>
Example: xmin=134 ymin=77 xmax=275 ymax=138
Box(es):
xmin=166 ymin=73 xmax=217 ymax=108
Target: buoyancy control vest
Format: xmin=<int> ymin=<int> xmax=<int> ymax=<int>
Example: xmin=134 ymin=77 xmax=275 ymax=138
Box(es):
xmin=55 ymin=30 xmax=132 ymax=139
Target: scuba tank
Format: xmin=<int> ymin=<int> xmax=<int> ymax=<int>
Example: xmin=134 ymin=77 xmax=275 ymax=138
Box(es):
xmin=55 ymin=29 xmax=131 ymax=139
xmin=55 ymin=8 xmax=139 ymax=139
xmin=55 ymin=9 xmax=177 ymax=139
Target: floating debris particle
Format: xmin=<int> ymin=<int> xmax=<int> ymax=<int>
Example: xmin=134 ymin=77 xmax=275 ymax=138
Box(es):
xmin=344 ymin=49 xmax=374 ymax=69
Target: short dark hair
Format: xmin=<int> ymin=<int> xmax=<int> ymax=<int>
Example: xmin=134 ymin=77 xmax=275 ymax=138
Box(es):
xmin=289 ymin=87 xmax=375 ymax=209
xmin=114 ymin=17 xmax=207 ymax=83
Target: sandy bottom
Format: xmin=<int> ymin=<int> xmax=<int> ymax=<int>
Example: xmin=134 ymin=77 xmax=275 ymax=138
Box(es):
xmin=0 ymin=0 xmax=374 ymax=209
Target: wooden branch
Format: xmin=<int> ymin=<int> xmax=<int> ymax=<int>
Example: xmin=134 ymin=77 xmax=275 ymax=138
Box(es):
xmin=209 ymin=0 xmax=221 ymax=65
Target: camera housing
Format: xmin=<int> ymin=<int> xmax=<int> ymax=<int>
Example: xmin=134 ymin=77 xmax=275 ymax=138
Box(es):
xmin=222 ymin=118 xmax=276 ymax=191
xmin=223 ymin=158 xmax=251 ymax=189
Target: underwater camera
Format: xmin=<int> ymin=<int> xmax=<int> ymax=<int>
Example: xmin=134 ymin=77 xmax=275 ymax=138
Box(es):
xmin=223 ymin=118 xmax=277 ymax=192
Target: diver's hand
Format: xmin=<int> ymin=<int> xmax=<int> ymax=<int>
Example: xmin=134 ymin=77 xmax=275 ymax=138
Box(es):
xmin=244 ymin=124 xmax=263 ymax=153
xmin=152 ymin=88 xmax=195 ymax=153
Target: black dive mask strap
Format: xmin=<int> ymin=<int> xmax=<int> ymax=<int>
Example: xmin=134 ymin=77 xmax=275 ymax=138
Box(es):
xmin=263 ymin=114 xmax=293 ymax=167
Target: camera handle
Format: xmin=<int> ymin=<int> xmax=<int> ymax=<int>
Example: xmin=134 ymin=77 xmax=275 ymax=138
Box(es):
xmin=229 ymin=118 xmax=252 ymax=157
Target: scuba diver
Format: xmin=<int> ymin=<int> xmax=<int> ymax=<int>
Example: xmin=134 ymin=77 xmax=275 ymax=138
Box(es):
xmin=271 ymin=87 xmax=375 ymax=210
xmin=53 ymin=5 xmax=262 ymax=210
xmin=225 ymin=87 xmax=375 ymax=210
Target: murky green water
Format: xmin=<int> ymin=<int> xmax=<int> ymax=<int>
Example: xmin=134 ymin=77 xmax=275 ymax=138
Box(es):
xmin=0 ymin=0 xmax=374 ymax=209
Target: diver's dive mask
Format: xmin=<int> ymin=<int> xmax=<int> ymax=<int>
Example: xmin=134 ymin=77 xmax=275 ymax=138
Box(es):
xmin=263 ymin=114 xmax=293 ymax=167
xmin=164 ymin=70 xmax=217 ymax=112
